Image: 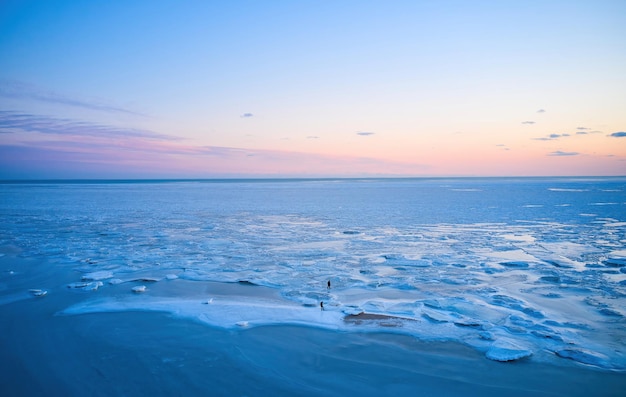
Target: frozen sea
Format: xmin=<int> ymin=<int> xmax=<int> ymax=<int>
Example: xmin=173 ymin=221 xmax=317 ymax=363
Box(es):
xmin=1 ymin=177 xmax=626 ymax=396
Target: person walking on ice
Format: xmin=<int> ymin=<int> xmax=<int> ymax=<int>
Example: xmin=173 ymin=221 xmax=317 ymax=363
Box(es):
xmin=320 ymin=301 xmax=324 ymax=311
xmin=327 ymin=280 xmax=331 ymax=289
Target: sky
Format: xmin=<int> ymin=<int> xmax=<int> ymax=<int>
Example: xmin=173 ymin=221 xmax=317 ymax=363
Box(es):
xmin=0 ymin=0 xmax=625 ymax=179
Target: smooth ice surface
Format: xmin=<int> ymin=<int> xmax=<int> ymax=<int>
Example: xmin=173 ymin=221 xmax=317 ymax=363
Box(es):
xmin=1 ymin=177 xmax=626 ymax=377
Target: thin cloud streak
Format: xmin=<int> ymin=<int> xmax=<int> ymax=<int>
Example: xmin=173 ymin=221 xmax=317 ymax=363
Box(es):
xmin=0 ymin=111 xmax=179 ymax=141
xmin=548 ymin=150 xmax=579 ymax=156
xmin=533 ymin=133 xmax=564 ymax=141
xmin=0 ymin=142 xmax=430 ymax=178
xmin=0 ymin=80 xmax=142 ymax=116
xmin=0 ymin=112 xmax=429 ymax=178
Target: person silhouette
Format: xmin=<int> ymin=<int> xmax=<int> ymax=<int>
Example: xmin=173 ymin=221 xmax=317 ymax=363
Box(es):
xmin=327 ymin=280 xmax=331 ymax=289
xmin=320 ymin=301 xmax=324 ymax=311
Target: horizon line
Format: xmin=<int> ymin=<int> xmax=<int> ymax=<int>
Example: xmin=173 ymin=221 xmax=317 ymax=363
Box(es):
xmin=2 ymin=175 xmax=625 ymax=184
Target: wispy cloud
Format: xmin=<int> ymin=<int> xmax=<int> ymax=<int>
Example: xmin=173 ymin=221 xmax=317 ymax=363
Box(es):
xmin=0 ymin=111 xmax=179 ymax=141
xmin=548 ymin=150 xmax=579 ymax=156
xmin=307 ymin=135 xmax=319 ymax=139
xmin=240 ymin=112 xmax=254 ymax=118
xmin=0 ymin=80 xmax=141 ymax=115
xmin=0 ymin=111 xmax=429 ymax=178
xmin=536 ymin=109 xmax=546 ymax=113
xmin=356 ymin=131 xmax=375 ymax=136
xmin=609 ymin=131 xmax=626 ymax=138
xmin=533 ymin=133 xmax=572 ymax=141
xmin=575 ymin=129 xmax=602 ymax=135
xmin=533 ymin=135 xmax=558 ymax=141
xmin=521 ymin=121 xmax=535 ymax=125
xmin=0 ymin=141 xmax=429 ymax=178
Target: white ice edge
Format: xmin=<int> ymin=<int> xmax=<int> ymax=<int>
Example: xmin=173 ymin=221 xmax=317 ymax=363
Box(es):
xmin=61 ymin=296 xmax=345 ymax=331
xmin=59 ymin=291 xmax=626 ymax=370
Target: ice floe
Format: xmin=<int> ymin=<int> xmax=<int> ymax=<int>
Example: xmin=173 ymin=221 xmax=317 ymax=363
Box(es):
xmin=29 ymin=289 xmax=47 ymax=297
xmin=67 ymin=281 xmax=103 ymax=291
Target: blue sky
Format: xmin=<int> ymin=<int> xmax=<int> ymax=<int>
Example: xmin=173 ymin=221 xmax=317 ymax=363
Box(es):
xmin=1 ymin=0 xmax=625 ymax=178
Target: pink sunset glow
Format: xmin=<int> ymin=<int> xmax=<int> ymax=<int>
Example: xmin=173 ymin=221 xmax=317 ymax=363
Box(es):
xmin=1 ymin=2 xmax=624 ymax=179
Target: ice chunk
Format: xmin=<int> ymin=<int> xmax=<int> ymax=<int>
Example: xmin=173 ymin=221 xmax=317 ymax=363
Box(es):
xmin=490 ymin=295 xmax=544 ymax=318
xmin=131 ymin=277 xmax=160 ymax=282
xmin=604 ymin=258 xmax=626 ymax=268
xmin=422 ymin=309 xmax=457 ymax=323
xmin=538 ymin=275 xmax=560 ymax=283
xmin=542 ymin=259 xmax=574 ymax=269
xmin=529 ymin=322 xmax=564 ymax=341
xmin=166 ymin=274 xmax=178 ymax=280
xmin=341 ymin=306 xmax=364 ymax=315
xmin=236 ymin=321 xmax=249 ymax=327
xmin=585 ymin=297 xmax=624 ymax=318
xmin=85 ymin=282 xmax=103 ymax=291
xmin=555 ymin=348 xmax=613 ymax=369
xmin=598 ymin=308 xmax=623 ymax=318
xmin=29 ymin=289 xmax=47 ymax=297
xmin=486 ymin=340 xmax=533 ymax=362
xmin=500 ymin=261 xmax=529 ymax=268
xmin=82 ymin=271 xmax=113 ymax=281
xmin=453 ymin=317 xmax=483 ymax=328
xmin=132 ymin=285 xmax=147 ymax=293
xmin=67 ymin=281 xmax=103 ymax=291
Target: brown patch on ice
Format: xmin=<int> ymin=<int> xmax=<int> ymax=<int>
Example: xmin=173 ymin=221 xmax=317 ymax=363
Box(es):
xmin=344 ymin=312 xmax=415 ymax=327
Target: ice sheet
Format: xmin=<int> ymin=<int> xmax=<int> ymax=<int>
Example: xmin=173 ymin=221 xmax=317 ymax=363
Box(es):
xmin=1 ymin=178 xmax=625 ymax=371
